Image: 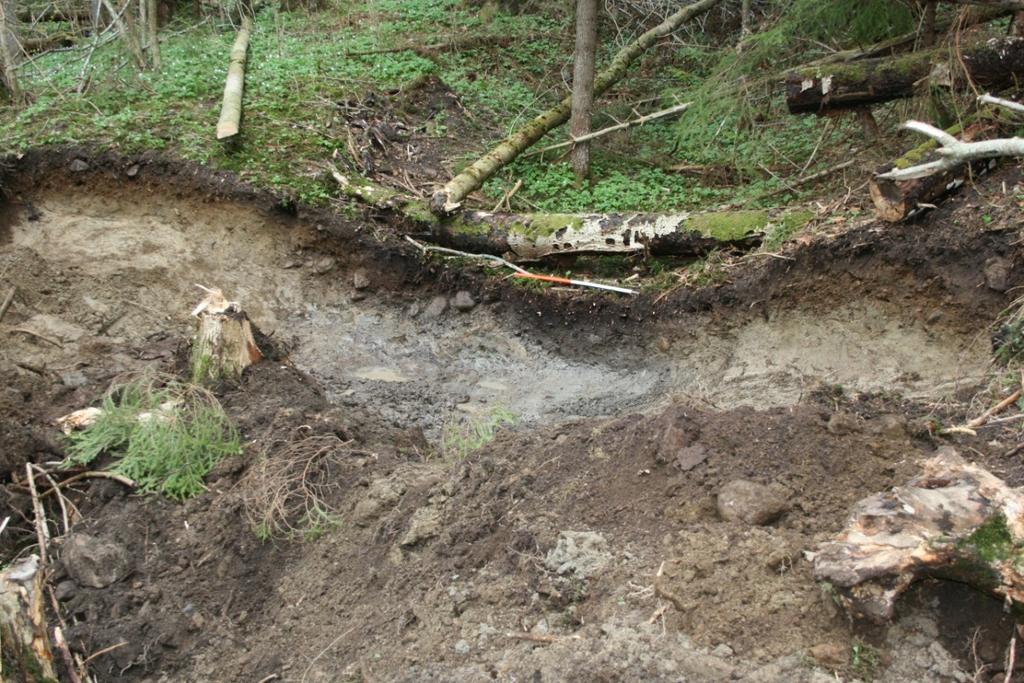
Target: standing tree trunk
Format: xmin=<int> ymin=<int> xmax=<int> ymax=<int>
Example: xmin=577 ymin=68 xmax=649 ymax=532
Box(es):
xmin=570 ymin=0 xmax=598 ymax=182
xmin=430 ymin=0 xmax=723 ymax=214
xmin=99 ymin=0 xmax=146 ymax=69
xmin=147 ymin=0 xmax=160 ymax=69
xmin=0 ymin=0 xmax=22 ymax=104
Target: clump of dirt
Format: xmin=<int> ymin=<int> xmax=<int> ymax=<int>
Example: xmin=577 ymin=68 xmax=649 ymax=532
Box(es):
xmin=1 ymin=154 xmax=1022 ymax=683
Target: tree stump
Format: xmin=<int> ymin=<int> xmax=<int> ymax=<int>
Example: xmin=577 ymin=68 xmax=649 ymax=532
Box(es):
xmin=813 ymin=448 xmax=1024 ymax=623
xmin=190 ymin=287 xmax=262 ymax=383
xmin=0 ymin=555 xmax=57 ymax=682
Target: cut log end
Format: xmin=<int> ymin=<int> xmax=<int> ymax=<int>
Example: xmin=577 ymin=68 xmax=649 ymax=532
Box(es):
xmin=190 ymin=288 xmax=262 ymax=383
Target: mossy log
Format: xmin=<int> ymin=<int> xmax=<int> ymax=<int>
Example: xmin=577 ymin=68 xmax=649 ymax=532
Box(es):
xmin=0 ymin=555 xmax=58 ymax=682
xmin=433 ymin=209 xmax=775 ymax=260
xmin=190 ymin=288 xmax=262 ymax=383
xmin=814 ymin=448 xmax=1024 ymax=624
xmin=869 ymin=112 xmax=1002 ymax=221
xmin=786 ymin=36 xmax=1024 ymax=114
xmin=215 ymin=16 xmax=252 ymax=140
xmin=430 ymin=0 xmax=723 ymax=214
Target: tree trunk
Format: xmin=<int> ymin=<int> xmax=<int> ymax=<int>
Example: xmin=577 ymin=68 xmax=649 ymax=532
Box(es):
xmin=216 ymin=16 xmax=252 ymax=140
xmin=814 ymin=448 xmax=1024 ymax=623
xmin=190 ymin=288 xmax=262 ymax=383
xmin=869 ymin=113 xmax=1002 ymax=221
xmin=430 ymin=0 xmax=723 ymax=214
xmin=147 ymin=0 xmax=159 ymax=69
xmin=0 ymin=0 xmax=21 ymax=104
xmin=99 ymin=0 xmax=146 ymax=69
xmin=786 ymin=36 xmax=1024 ymax=114
xmin=0 ymin=556 xmax=58 ymax=682
xmin=570 ymin=0 xmax=598 ymax=182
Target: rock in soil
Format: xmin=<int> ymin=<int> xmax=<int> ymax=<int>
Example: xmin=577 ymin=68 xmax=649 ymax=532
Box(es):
xmin=717 ymin=480 xmax=791 ymax=525
xmin=984 ymin=256 xmax=1012 ymax=292
xmin=423 ymin=294 xmax=449 ymax=318
xmin=313 ymin=256 xmax=336 ymax=275
xmin=452 ymin=290 xmax=476 ymax=312
xmin=353 ymin=269 xmax=371 ymax=290
xmin=544 ymin=530 xmax=611 ymax=578
xmin=62 ymin=533 xmax=132 ymax=588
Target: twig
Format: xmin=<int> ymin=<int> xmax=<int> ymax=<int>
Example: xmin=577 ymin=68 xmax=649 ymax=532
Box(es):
xmin=257 ymin=676 xmax=280 ymax=683
xmin=0 ymin=286 xmax=14 ymax=323
xmin=300 ymin=627 xmax=355 ymax=683
xmin=967 ymin=388 xmax=1022 ymax=429
xmin=0 ymin=515 xmax=10 ymax=538
xmin=491 ymin=179 xmax=523 ymax=212
xmin=26 ymin=463 xmax=49 ymax=568
xmin=979 ymin=93 xmax=1024 ymax=115
xmin=32 ymin=464 xmax=70 ymax=534
xmin=52 ymin=470 xmax=137 ymax=490
xmin=1006 ymin=633 xmax=1017 ymax=683
xmin=524 ymin=102 xmax=691 ymax=157
xmin=506 ymin=632 xmax=578 ymax=644
xmin=80 ymin=641 xmax=128 ymax=666
xmin=8 ymin=327 xmax=64 ymax=348
xmin=405 ymin=235 xmax=528 ymax=274
xmin=53 ymin=627 xmax=83 ymax=683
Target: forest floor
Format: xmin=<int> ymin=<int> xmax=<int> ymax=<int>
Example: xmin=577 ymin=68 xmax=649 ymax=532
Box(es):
xmin=2 ymin=2 xmax=1024 ymax=683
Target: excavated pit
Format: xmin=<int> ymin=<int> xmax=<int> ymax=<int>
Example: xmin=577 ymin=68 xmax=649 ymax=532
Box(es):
xmin=2 ymin=172 xmax=1018 ymax=683
xmin=1 ymin=189 xmax=990 ymax=437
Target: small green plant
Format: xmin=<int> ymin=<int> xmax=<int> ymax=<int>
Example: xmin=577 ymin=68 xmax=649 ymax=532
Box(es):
xmin=64 ymin=377 xmax=241 ymax=501
xmin=441 ymin=406 xmax=517 ymax=460
xmin=849 ymin=640 xmax=881 ymax=681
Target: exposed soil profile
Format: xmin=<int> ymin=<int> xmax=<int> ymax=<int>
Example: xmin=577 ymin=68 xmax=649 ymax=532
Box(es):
xmin=1 ymin=154 xmax=1022 ymax=683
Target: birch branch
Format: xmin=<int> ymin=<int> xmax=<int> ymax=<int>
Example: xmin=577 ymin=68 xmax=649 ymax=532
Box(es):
xmin=524 ymin=102 xmax=691 ymax=157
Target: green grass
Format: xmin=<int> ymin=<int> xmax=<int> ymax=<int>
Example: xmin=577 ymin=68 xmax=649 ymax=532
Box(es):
xmin=64 ymin=377 xmax=241 ymax=500
xmin=441 ymin=405 xmax=517 ymax=461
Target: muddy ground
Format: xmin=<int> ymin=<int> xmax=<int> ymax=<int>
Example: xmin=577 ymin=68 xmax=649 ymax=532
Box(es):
xmin=1 ymin=150 xmax=1023 ymax=682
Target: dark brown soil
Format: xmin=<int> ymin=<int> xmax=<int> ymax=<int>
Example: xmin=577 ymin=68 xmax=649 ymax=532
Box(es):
xmin=1 ymin=149 xmax=1023 ymax=682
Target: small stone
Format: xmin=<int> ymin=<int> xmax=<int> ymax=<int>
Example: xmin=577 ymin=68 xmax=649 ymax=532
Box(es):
xmin=69 ymin=159 xmax=89 ymax=172
xmin=984 ymin=257 xmax=1012 ymax=292
xmin=282 ymin=259 xmax=302 ymax=269
xmin=423 ymin=295 xmax=448 ymax=318
xmin=454 ymin=639 xmax=471 ymax=655
xmin=352 ymin=269 xmax=371 ymax=290
xmin=313 ymin=256 xmax=336 ymax=275
xmin=677 ymin=444 xmax=708 ymax=472
xmin=827 ymin=412 xmax=860 ymax=435
xmin=808 ymin=643 xmax=847 ymax=670
xmin=55 ymin=580 xmax=77 ymax=602
xmin=868 ymin=414 xmax=907 ymax=439
xmin=452 ymin=291 xmax=476 ymax=312
xmin=717 ymin=480 xmax=790 ymax=526
xmin=407 ymin=302 xmax=422 ymax=317
xmin=125 ymin=163 xmax=140 ymax=178
xmin=711 ymin=644 xmax=735 ymax=659
xmin=62 ymin=533 xmax=132 ymax=588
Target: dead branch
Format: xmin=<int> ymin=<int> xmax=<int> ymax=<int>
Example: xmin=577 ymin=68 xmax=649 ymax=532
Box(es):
xmin=524 ymin=101 xmax=690 ymax=157
xmin=0 ymin=286 xmax=15 ymax=322
xmin=216 ymin=16 xmax=252 ymax=140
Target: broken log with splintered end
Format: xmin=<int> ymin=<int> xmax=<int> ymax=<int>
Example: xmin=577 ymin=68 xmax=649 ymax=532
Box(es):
xmin=216 ymin=16 xmax=253 ymax=140
xmin=814 ymin=448 xmax=1024 ymax=624
xmin=786 ymin=37 xmax=1024 ymax=115
xmin=190 ymin=287 xmax=262 ymax=383
xmin=0 ymin=555 xmax=58 ymax=682
xmin=869 ymin=111 xmax=1005 ymax=222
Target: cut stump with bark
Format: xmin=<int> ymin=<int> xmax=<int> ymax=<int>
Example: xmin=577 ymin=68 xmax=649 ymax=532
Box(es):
xmin=814 ymin=448 xmax=1024 ymax=623
xmin=190 ymin=287 xmax=262 ymax=383
xmin=0 ymin=555 xmax=57 ymax=682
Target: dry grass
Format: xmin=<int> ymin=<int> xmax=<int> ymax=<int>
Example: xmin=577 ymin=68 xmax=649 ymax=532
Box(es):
xmin=238 ymin=430 xmax=351 ymax=541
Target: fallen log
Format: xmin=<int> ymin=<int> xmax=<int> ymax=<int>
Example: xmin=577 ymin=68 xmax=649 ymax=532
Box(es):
xmin=0 ymin=555 xmax=57 ymax=682
xmin=869 ymin=114 xmax=1001 ymax=221
xmin=814 ymin=448 xmax=1024 ymax=623
xmin=430 ymin=0 xmax=723 ymax=214
xmin=190 ymin=286 xmax=262 ymax=382
xmin=16 ymin=7 xmax=92 ymax=23
xmin=215 ymin=15 xmax=252 ymax=140
xmin=786 ymin=36 xmax=1024 ymax=114
xmin=328 ymin=166 xmax=795 ymax=259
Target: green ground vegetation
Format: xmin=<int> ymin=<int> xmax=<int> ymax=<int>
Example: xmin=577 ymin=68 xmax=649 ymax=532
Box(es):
xmin=63 ymin=376 xmax=241 ymax=500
